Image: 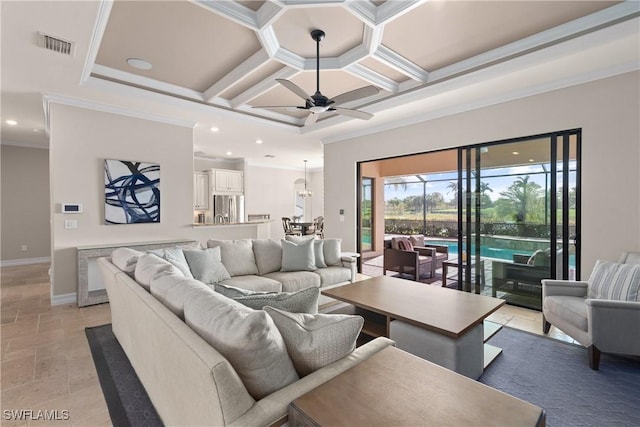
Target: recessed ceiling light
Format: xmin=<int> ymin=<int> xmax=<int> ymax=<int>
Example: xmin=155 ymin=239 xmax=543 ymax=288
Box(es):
xmin=529 ymin=159 xmax=535 ymax=162
xmin=210 ymin=127 xmax=219 ymax=132
xmin=226 ymin=151 xmax=232 ymax=156
xmin=126 ymin=58 xmax=152 ymax=70
xmin=5 ymin=119 xmax=17 ymax=126
xmin=256 ymin=139 xmax=263 ymax=144
xmin=512 ymin=151 xmax=519 ymax=155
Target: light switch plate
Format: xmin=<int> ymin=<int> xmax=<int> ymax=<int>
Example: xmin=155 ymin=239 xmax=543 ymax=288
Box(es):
xmin=64 ymin=219 xmax=77 ymax=229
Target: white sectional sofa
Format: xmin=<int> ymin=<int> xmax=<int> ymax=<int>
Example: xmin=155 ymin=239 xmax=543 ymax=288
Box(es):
xmin=98 ymin=238 xmax=393 ymax=426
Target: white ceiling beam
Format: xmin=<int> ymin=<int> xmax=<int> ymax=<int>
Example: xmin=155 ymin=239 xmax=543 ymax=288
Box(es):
xmin=257 ymin=26 xmax=280 ymax=58
xmin=204 ymin=49 xmax=271 ymax=101
xmin=91 ymin=64 xmax=205 ymax=101
xmin=303 ymin=57 xmax=341 ymax=71
xmin=376 ymin=0 xmax=425 ymax=25
xmin=343 ymin=0 xmax=377 ymax=27
xmin=343 ymin=63 xmax=399 ymax=92
xmin=273 ymin=47 xmax=306 ymax=70
xmin=338 ymin=44 xmax=370 ymax=68
xmin=373 ymin=45 xmax=429 ymax=82
xmin=256 ymin=1 xmax=286 ymax=29
xmin=229 ymin=66 xmax=299 ymax=107
xmin=80 ymin=0 xmax=113 ymax=84
xmin=281 ymin=0 xmax=345 ymax=7
xmin=362 ymin=25 xmax=384 ymax=54
xmin=234 ymin=104 xmax=303 ymax=127
xmin=193 ymin=0 xmax=259 ymax=30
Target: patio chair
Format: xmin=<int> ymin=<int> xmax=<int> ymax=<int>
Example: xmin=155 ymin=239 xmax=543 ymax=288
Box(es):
xmin=383 ymin=236 xmax=448 ymax=281
xmin=542 ymin=251 xmax=640 ymax=369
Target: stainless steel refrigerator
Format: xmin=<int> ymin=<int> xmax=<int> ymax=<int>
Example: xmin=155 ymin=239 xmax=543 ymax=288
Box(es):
xmin=212 ymin=194 xmax=244 ymax=223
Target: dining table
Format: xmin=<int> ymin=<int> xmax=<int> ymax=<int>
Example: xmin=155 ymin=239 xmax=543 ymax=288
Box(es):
xmin=290 ymin=221 xmax=315 ymax=235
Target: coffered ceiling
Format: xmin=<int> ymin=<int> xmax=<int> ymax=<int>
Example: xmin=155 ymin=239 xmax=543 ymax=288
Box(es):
xmin=1 ymin=1 xmax=639 ymax=169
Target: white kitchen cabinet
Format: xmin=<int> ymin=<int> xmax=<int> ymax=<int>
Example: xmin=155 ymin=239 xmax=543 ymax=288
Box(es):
xmin=193 ymin=172 xmax=210 ymax=210
xmin=214 ymin=170 xmax=243 ymax=194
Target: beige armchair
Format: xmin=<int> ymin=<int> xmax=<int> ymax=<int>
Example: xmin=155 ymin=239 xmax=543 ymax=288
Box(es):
xmin=542 ymin=251 xmax=640 ymax=369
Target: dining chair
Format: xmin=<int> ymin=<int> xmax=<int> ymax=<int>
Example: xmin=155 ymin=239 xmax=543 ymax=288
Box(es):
xmin=282 ymin=217 xmax=301 ymax=236
xmin=313 ymin=216 xmax=324 ymax=239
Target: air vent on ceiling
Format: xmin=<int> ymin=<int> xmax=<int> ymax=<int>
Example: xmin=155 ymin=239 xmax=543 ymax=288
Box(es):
xmin=38 ymin=32 xmax=74 ymax=56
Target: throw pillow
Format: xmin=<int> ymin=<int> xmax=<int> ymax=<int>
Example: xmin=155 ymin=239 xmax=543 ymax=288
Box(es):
xmin=281 ymin=239 xmax=317 ymax=272
xmin=183 ymin=247 xmax=231 ymax=285
xmin=409 ymin=234 xmax=426 ymax=247
xmin=252 ymin=239 xmax=283 ymax=275
xmin=111 ymin=247 xmax=143 ymax=275
xmin=150 ymin=273 xmax=214 ymax=319
xmin=314 ymin=240 xmax=327 ymax=268
xmin=214 ymin=285 xmax=319 ymax=314
xmin=588 ymin=260 xmax=640 ymax=301
xmin=394 ymin=237 xmax=414 ymax=252
xmin=285 ymin=235 xmax=316 ymax=243
xmin=134 ymin=254 xmax=182 ymax=291
xmin=207 ymin=239 xmax=259 ymax=276
xmin=184 ymin=290 xmax=299 ymax=400
xmin=264 ymin=307 xmax=364 ymax=377
xmin=148 ymin=247 xmax=194 ymax=279
xmin=322 ymin=239 xmax=342 ymax=266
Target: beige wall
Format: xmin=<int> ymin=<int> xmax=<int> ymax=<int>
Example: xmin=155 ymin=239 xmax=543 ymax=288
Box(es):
xmin=324 ymin=71 xmax=640 ymax=277
xmin=1 ymin=145 xmax=51 ymax=263
xmin=49 ymin=104 xmax=261 ymax=301
xmin=244 ymin=164 xmax=323 ymax=239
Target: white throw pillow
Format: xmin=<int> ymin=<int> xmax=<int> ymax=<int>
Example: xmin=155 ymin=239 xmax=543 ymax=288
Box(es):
xmin=281 ymin=239 xmax=317 ymax=272
xmin=111 ymin=247 xmax=143 ymax=275
xmin=588 ymin=260 xmax=640 ymax=301
xmin=322 ymin=239 xmax=342 ymax=266
xmin=150 ymin=273 xmax=214 ymax=319
xmin=148 ymin=247 xmax=194 ymax=279
xmin=252 ymin=239 xmax=283 ymax=275
xmin=207 ymin=239 xmax=259 ymax=276
xmin=183 ymin=247 xmax=231 ymax=285
xmin=214 ymin=284 xmax=319 ymax=314
xmin=184 ymin=290 xmax=299 ymax=400
xmin=134 ymin=254 xmax=182 ymax=291
xmin=264 ymin=307 xmax=363 ymax=377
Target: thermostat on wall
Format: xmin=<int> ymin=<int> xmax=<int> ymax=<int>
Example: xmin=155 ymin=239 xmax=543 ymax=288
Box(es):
xmin=62 ymin=203 xmax=83 ymax=213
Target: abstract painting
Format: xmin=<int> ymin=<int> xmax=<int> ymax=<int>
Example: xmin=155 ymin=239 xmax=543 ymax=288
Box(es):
xmin=104 ymin=159 xmax=160 ymax=224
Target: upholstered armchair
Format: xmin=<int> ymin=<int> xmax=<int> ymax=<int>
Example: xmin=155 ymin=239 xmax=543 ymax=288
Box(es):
xmin=542 ymin=251 xmax=640 ymax=369
xmin=383 ymin=236 xmax=449 ymax=281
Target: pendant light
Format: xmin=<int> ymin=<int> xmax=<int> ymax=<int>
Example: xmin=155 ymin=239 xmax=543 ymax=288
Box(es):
xmin=298 ymin=160 xmax=312 ymax=197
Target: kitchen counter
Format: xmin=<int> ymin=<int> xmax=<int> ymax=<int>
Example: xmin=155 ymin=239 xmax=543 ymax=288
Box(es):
xmin=192 ymin=219 xmax=272 ymax=227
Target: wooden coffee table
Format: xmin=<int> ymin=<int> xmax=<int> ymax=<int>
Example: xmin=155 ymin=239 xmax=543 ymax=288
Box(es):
xmin=289 ymin=346 xmax=545 ymax=427
xmin=322 ymin=275 xmax=505 ymax=378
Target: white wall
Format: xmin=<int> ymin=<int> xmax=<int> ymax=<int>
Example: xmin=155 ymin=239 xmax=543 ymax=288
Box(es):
xmin=0 ymin=144 xmax=51 ymax=263
xmin=324 ymin=72 xmax=640 ymax=277
xmin=49 ymin=104 xmax=261 ymax=301
xmin=244 ymin=164 xmax=324 ymax=239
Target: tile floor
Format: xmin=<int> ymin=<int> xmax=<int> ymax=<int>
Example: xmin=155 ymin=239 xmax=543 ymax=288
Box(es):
xmin=1 ymin=264 xmax=574 ymax=426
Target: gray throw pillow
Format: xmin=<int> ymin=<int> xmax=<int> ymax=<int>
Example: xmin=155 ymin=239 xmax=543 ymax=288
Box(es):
xmin=264 ymin=307 xmax=364 ymax=377
xmin=148 ymin=247 xmax=194 ymax=279
xmin=214 ymin=284 xmax=319 ymax=314
xmin=183 ymin=247 xmax=231 ymax=285
xmin=150 ymin=273 xmax=214 ymax=319
xmin=134 ymin=254 xmax=182 ymax=291
xmin=314 ymin=240 xmax=327 ymax=268
xmin=111 ymin=247 xmax=144 ymax=275
xmin=588 ymin=260 xmax=640 ymax=301
xmin=285 ymin=235 xmax=316 ymax=243
xmin=252 ymin=239 xmax=283 ymax=275
xmin=184 ymin=290 xmax=299 ymax=400
xmin=207 ymin=239 xmax=259 ymax=276
xmin=323 ymin=239 xmax=342 ymax=266
xmin=281 ymin=238 xmax=317 ymax=272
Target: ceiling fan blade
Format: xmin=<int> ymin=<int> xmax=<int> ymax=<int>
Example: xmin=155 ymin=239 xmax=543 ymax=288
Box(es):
xmin=304 ymin=112 xmax=319 ymax=126
xmin=333 ymin=107 xmax=373 ymax=120
xmin=276 ymin=79 xmax=314 ymax=106
xmin=252 ymin=106 xmax=306 ymax=113
xmin=329 ymin=85 xmax=379 ymax=106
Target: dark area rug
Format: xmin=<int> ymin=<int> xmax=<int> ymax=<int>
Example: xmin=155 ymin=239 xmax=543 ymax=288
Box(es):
xmin=85 ymin=325 xmax=163 ymax=427
xmin=480 ymin=326 xmax=640 ymax=427
xmin=87 ymin=323 xmax=640 ymax=427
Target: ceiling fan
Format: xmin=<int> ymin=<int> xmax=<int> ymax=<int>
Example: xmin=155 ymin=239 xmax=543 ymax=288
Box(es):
xmin=254 ymin=29 xmax=380 ymax=126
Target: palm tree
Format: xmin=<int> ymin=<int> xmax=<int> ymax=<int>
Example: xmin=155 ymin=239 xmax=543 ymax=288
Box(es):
xmin=497 ymin=175 xmax=542 ymax=222
xmin=447 ymin=181 xmax=458 ymax=205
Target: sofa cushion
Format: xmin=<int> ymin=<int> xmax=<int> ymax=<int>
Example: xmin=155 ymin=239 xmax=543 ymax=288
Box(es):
xmin=281 ymin=239 xmax=317 ymax=272
xmin=184 ymin=290 xmax=299 ymax=400
xmin=148 ymin=247 xmax=194 ymax=279
xmin=183 ymin=247 xmax=231 ymax=285
xmin=323 ymin=239 xmax=342 ymax=266
xmin=264 ymin=271 xmax=321 ymax=293
xmin=214 ymin=284 xmax=319 ymax=314
xmin=544 ymin=295 xmax=588 ymax=332
xmin=150 ymin=273 xmax=214 ymax=319
xmin=134 ymin=254 xmax=182 ymax=291
xmin=588 ymin=260 xmax=640 ymax=302
xmin=111 ymin=247 xmax=143 ymax=275
xmin=264 ymin=306 xmax=363 ymax=377
xmin=314 ymin=266 xmax=352 ymax=286
xmin=409 ymin=234 xmax=425 ymax=247
xmin=207 ymin=239 xmax=259 ymax=276
xmin=252 ymin=239 xmax=282 ymax=275
xmin=220 ymin=275 xmax=282 ymax=293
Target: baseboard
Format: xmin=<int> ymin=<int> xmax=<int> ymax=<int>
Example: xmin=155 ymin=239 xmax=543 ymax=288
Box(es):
xmin=51 ymin=292 xmax=77 ymax=306
xmin=0 ymin=257 xmax=51 ymax=267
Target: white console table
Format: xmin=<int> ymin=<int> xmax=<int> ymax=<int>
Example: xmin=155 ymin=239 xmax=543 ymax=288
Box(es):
xmin=77 ymin=239 xmax=196 ymax=307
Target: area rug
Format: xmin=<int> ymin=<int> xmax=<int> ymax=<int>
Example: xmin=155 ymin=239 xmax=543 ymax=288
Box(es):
xmin=480 ymin=326 xmax=640 ymax=427
xmin=85 ymin=325 xmax=163 ymax=427
xmin=87 ymin=323 xmax=640 ymax=427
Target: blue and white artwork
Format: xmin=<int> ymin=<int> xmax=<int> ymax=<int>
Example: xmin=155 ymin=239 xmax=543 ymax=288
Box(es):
xmin=104 ymin=159 xmax=160 ymax=224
